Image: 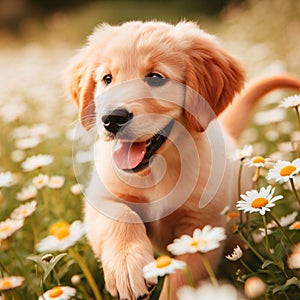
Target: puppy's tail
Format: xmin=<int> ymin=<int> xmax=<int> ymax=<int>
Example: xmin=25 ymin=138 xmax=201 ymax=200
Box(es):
xmin=220 ymin=74 xmax=300 ymax=139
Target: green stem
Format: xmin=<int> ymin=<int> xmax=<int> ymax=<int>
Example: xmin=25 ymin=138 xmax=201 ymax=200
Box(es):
xmin=183 ymin=266 xmax=195 ymax=287
xmin=69 ymin=247 xmax=102 ymax=300
xmin=252 ymin=167 xmax=260 ymax=189
xmin=262 ymin=215 xmax=271 ymax=256
xmin=52 ymin=268 xmax=61 ymax=286
xmin=40 ymin=189 xmax=49 ymax=216
xmin=289 ymin=178 xmax=300 ymax=206
xmin=0 ymin=260 xmax=10 ymax=275
xmin=295 ymin=106 xmax=300 ymax=131
xmin=29 ymin=218 xmax=38 ymax=253
xmin=268 ymin=211 xmax=294 ymax=245
xmin=238 ymin=161 xmax=244 ymax=224
xmin=238 ymin=229 xmax=265 ymax=262
xmin=10 ymin=246 xmax=39 ymax=297
xmin=200 ymin=253 xmax=218 ymax=287
xmin=282 ymin=289 xmax=290 ymax=300
xmin=166 ymin=275 xmax=170 ymax=300
xmin=239 ymin=258 xmax=254 ymax=273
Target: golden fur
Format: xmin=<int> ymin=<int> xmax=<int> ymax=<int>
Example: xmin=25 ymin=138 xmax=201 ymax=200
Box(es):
xmin=67 ymin=21 xmax=300 ymax=300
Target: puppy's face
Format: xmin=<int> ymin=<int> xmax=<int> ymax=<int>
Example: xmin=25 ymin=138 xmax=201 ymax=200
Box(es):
xmin=68 ymin=21 xmax=244 ymax=173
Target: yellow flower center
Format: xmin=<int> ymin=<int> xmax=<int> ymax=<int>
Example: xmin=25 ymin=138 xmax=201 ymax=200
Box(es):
xmin=291 ymin=222 xmax=300 ymax=230
xmin=280 ymin=165 xmax=296 ymax=176
xmin=36 ymin=178 xmax=44 ymax=185
xmin=190 ymin=240 xmax=199 ymax=247
xmin=252 ymin=156 xmax=265 ymax=164
xmin=49 ymin=287 xmax=63 ymax=298
xmin=189 ymin=239 xmax=207 ymax=248
xmin=21 ymin=209 xmax=28 ymax=216
xmin=2 ymin=279 xmax=12 ymax=289
xmin=0 ymin=225 xmax=10 ymax=233
xmin=155 ymin=256 xmax=172 ymax=269
xmin=226 ymin=211 xmax=240 ymax=219
xmin=251 ymin=197 xmax=269 ymax=208
xmin=49 ymin=221 xmax=70 ymax=240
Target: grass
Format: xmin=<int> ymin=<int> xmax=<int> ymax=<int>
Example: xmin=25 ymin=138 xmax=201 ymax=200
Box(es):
xmin=1 ymin=0 xmax=300 ymax=299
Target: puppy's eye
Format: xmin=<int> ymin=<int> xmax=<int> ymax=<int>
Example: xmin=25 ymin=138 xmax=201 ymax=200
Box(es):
xmin=103 ymin=74 xmax=112 ymax=85
xmin=145 ymin=73 xmax=167 ymax=87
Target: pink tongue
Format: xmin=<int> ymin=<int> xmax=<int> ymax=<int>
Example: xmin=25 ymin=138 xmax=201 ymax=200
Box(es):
xmin=113 ymin=141 xmax=147 ymax=170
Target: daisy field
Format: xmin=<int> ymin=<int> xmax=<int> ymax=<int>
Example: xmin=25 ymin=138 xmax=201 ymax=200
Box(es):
xmin=1 ymin=1 xmax=300 ymax=299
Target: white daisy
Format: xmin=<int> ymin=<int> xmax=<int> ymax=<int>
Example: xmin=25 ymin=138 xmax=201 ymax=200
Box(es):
xmin=12 ymin=125 xmax=31 ymax=139
xmin=266 ymin=159 xmax=300 ymax=183
xmin=225 ymin=245 xmax=243 ymax=261
xmin=32 ymin=174 xmax=49 ymax=189
xmin=0 ymin=171 xmax=15 ymax=188
xmin=11 ymin=149 xmax=26 ymax=162
xmin=48 ymin=176 xmax=65 ymax=189
xmin=278 ymin=142 xmax=294 ymax=153
xmin=177 ymin=283 xmax=240 ymax=300
xmin=254 ymin=108 xmax=286 ymax=125
xmin=30 ymin=123 xmax=50 ymax=137
xmin=36 ymin=220 xmax=85 ymax=252
xmin=16 ymin=185 xmax=37 ymax=201
xmin=0 ymin=276 xmax=25 ymax=291
xmin=15 ymin=136 xmax=41 ymax=150
xmin=232 ymin=145 xmax=253 ymax=161
xmin=265 ymin=129 xmax=280 ymax=142
xmin=237 ymin=186 xmax=283 ymax=215
xmin=0 ymin=218 xmax=24 ymax=240
xmin=10 ymin=201 xmax=37 ymax=220
xmin=70 ymin=183 xmax=83 ymax=195
xmin=267 ymin=211 xmax=298 ymax=229
xmin=287 ymin=243 xmax=300 ymax=269
xmin=280 ymin=94 xmax=300 ymax=109
xmin=245 ymin=156 xmax=272 ymax=168
xmin=0 ymin=101 xmax=27 ymax=122
xmin=21 ymin=154 xmax=54 ymax=172
xmin=38 ymin=286 xmax=76 ymax=300
xmin=143 ymin=256 xmax=186 ymax=279
xmin=167 ymin=226 xmax=226 ymax=255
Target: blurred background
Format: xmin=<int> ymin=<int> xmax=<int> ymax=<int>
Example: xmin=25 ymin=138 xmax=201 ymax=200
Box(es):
xmin=0 ymin=2 xmax=300 ymax=298
xmin=0 ymin=0 xmax=300 ymax=157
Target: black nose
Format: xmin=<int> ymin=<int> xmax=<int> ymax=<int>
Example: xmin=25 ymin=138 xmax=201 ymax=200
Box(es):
xmin=101 ymin=108 xmax=133 ymax=135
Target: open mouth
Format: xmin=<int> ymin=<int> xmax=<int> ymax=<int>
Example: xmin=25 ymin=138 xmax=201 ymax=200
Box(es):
xmin=112 ymin=120 xmax=174 ymax=172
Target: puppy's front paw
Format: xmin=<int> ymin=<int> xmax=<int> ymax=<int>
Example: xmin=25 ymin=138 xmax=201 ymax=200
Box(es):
xmin=102 ymin=244 xmax=157 ymax=300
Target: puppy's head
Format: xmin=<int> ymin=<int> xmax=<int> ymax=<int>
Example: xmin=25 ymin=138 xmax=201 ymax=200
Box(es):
xmin=67 ymin=21 xmax=244 ymax=171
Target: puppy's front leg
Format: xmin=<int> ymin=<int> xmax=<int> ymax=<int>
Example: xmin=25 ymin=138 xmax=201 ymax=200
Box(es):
xmin=85 ymin=202 xmax=157 ymax=300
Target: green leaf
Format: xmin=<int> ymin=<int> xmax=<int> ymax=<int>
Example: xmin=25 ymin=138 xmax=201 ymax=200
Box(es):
xmin=274 ymin=243 xmax=286 ymax=262
xmin=43 ymin=253 xmax=67 ymax=281
xmin=27 ymin=254 xmax=48 ymax=273
xmin=272 ymin=277 xmax=300 ymax=294
xmin=261 ymin=260 xmax=276 ymax=269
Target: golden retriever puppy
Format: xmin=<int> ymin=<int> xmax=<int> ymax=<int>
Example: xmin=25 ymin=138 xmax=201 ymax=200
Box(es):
xmin=67 ymin=21 xmax=300 ymax=300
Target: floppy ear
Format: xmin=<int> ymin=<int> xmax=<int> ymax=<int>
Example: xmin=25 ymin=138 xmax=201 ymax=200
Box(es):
xmin=183 ymin=24 xmax=245 ymax=131
xmin=67 ymin=46 xmax=97 ymax=130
